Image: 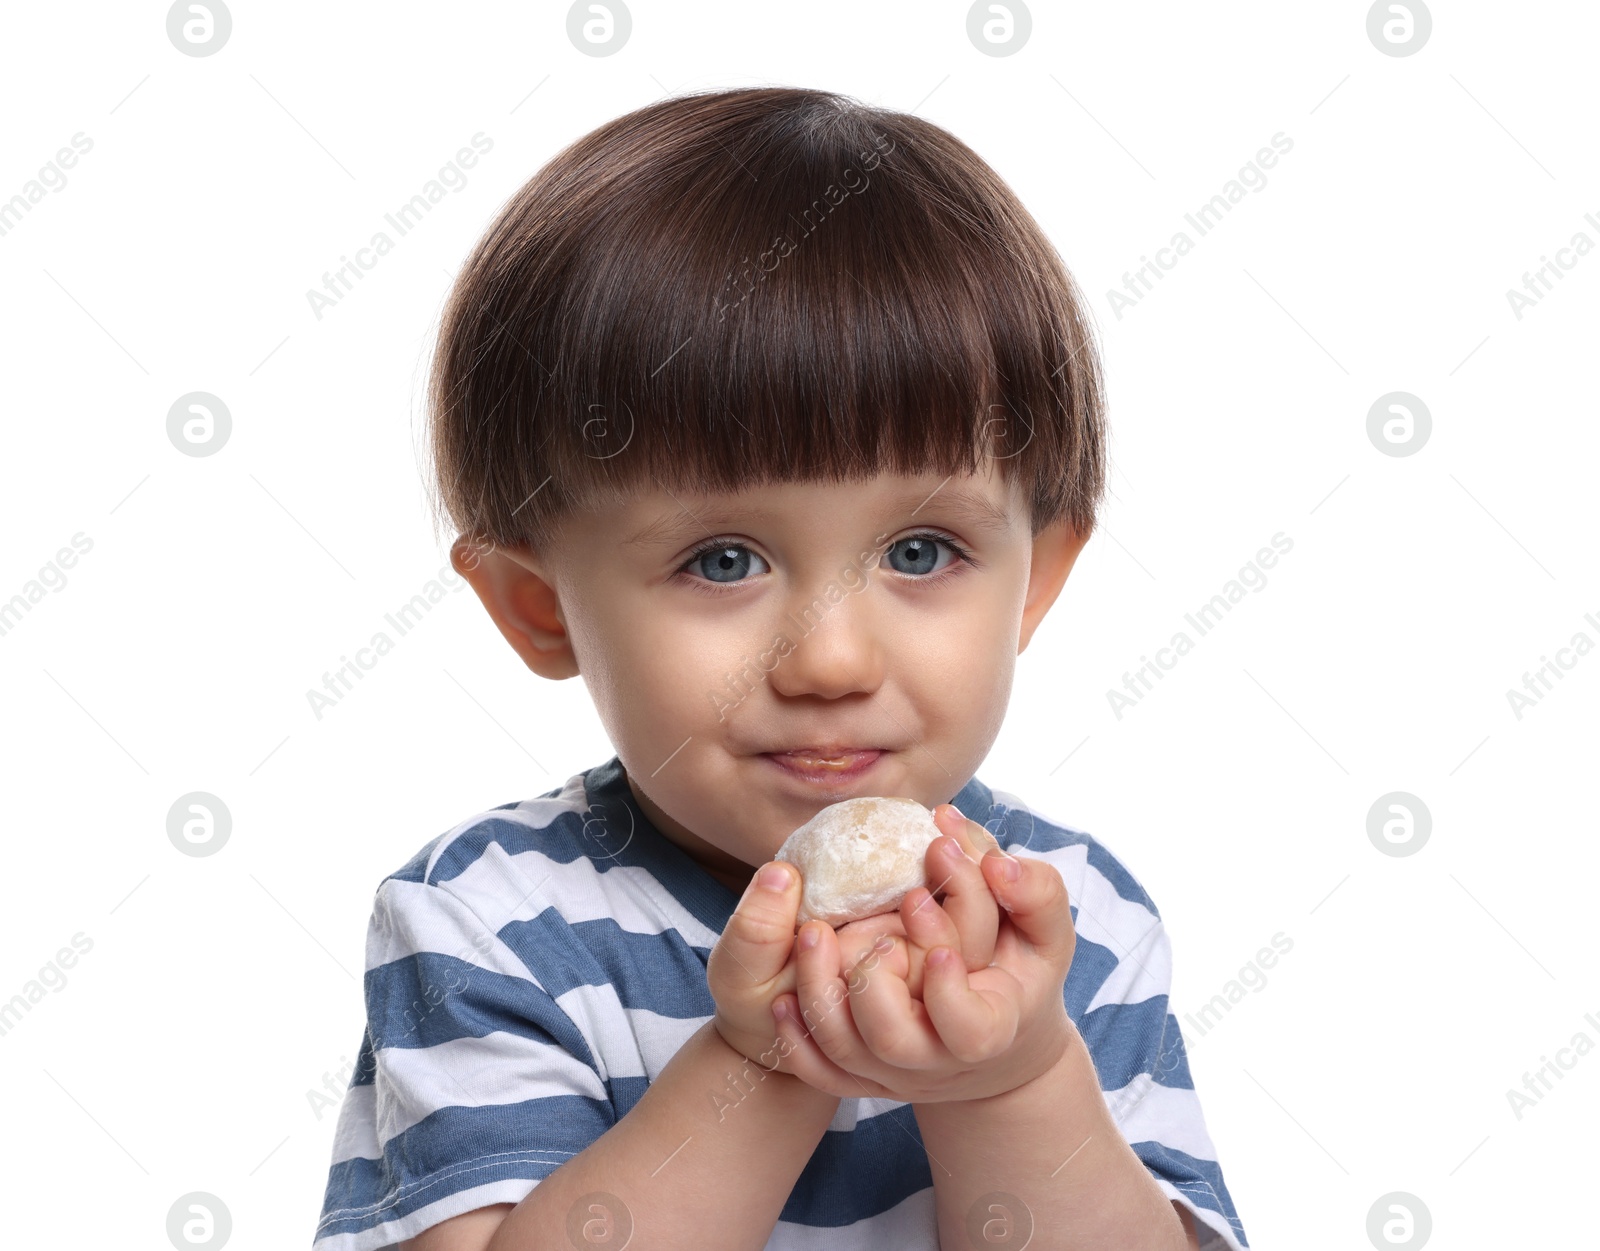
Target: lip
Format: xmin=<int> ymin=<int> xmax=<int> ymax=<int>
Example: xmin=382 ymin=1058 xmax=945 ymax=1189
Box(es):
xmin=760 ymin=748 xmax=885 ymax=785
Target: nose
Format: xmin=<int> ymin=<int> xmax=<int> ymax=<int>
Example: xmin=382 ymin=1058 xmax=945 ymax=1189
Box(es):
xmin=764 ymin=576 xmax=886 ymax=700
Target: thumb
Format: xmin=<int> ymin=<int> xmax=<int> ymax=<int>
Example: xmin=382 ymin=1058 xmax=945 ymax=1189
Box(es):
xmin=982 ymin=849 xmax=1075 ymax=967
xmin=717 ymin=861 xmax=803 ymax=985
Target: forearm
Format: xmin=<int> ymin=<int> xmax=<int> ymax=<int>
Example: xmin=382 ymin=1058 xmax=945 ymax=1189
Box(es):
xmin=487 ymin=1018 xmax=841 ymax=1251
xmin=913 ymin=1027 xmax=1187 ymax=1251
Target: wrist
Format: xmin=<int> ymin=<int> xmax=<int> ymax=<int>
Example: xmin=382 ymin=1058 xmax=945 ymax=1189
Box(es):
xmin=914 ymin=1021 xmax=1083 ymax=1126
xmin=710 ymin=1011 xmax=781 ymax=1072
xmin=705 ymin=1017 xmax=842 ymax=1111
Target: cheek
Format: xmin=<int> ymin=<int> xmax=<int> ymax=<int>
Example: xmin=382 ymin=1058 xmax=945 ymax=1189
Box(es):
xmin=563 ymin=606 xmax=621 ymax=699
xmin=563 ymin=588 xmax=666 ymax=727
xmin=896 ymin=595 xmax=1017 ymax=713
xmin=583 ymin=604 xmax=738 ymax=734
xmin=945 ymin=652 xmax=1013 ymax=746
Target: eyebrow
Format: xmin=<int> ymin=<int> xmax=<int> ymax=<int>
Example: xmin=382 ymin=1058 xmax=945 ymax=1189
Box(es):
xmin=621 ymin=481 xmax=1016 ymax=549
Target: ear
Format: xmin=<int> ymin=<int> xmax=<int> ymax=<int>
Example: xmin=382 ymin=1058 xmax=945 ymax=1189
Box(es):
xmin=1017 ymin=517 xmax=1089 ymax=655
xmin=449 ymin=535 xmax=580 ymax=680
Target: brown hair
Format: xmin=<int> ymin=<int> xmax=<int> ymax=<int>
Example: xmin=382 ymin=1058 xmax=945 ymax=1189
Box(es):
xmin=426 ymin=85 xmax=1107 ymax=556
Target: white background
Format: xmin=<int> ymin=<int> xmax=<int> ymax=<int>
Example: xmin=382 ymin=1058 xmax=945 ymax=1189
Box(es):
xmin=1 ymin=1 xmax=1595 ymax=1247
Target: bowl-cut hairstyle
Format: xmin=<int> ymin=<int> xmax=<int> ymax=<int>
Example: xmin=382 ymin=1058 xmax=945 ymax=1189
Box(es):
xmin=426 ymin=84 xmax=1107 ymax=557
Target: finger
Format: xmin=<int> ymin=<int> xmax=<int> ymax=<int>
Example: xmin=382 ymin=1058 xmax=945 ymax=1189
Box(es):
xmin=899 ymin=886 xmax=960 ymax=980
xmin=925 ymin=808 xmax=1001 ymax=970
xmin=880 ymin=931 xmax=926 ymax=1003
xmin=839 ymin=926 xmax=907 ymax=986
xmin=921 ymin=946 xmax=1021 ymax=1065
xmin=934 ymin=803 xmax=1004 ymax=859
xmin=835 ymin=911 xmax=908 ymax=944
xmin=844 ymin=938 xmax=945 ymax=1071
xmin=792 ymin=920 xmax=877 ymax=1074
xmin=834 ymin=911 xmax=907 ymax=971
xmin=979 ymin=850 xmax=1076 ymax=970
xmin=849 ymin=932 xmax=926 ymax=1004
xmin=836 ymin=909 xmax=921 ymax=996
xmin=769 ymin=993 xmax=892 ymax=1101
xmin=712 ymin=862 xmax=802 ymax=988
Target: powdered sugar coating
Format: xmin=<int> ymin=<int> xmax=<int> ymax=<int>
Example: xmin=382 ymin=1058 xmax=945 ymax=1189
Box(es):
xmin=774 ymin=796 xmax=942 ymax=926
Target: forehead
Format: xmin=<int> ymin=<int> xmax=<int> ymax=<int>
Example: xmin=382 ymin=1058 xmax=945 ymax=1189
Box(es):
xmin=614 ymin=470 xmax=1023 ymax=550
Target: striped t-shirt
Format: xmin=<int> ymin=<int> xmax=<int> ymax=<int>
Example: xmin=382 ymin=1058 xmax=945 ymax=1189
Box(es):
xmin=313 ymin=756 xmax=1249 ymax=1250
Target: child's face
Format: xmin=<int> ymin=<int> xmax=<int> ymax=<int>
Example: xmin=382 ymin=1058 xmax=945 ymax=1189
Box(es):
xmin=458 ymin=459 xmax=1086 ymax=896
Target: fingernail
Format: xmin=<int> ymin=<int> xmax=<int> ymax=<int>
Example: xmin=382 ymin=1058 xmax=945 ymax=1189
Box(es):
xmin=927 ymin=946 xmax=951 ymax=967
xmin=987 ymin=849 xmax=1021 ymax=882
xmin=773 ymin=998 xmax=789 ymax=1022
xmin=758 ymin=864 xmax=791 ymax=892
xmin=798 ymin=924 xmax=820 ymax=949
xmin=942 ymin=837 xmax=966 ymax=861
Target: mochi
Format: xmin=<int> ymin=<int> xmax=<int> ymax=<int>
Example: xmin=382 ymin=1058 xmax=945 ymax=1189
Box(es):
xmin=775 ymin=796 xmax=942 ymax=927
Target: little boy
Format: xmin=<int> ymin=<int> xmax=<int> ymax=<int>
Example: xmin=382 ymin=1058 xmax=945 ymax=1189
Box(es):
xmin=313 ymin=86 xmax=1248 ymax=1251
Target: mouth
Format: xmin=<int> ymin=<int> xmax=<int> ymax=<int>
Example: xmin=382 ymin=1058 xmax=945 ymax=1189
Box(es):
xmin=760 ymin=747 xmax=885 ymax=784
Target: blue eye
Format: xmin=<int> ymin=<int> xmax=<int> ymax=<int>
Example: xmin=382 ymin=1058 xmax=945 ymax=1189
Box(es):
xmin=680 ymin=542 xmax=771 ymax=584
xmin=673 ymin=531 xmax=972 ymax=592
xmin=885 ymin=534 xmax=965 ymax=577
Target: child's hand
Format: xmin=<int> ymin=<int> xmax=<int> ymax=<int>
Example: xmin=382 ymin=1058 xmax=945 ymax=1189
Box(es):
xmin=703 ymin=816 xmax=991 ymax=1079
xmin=706 ymin=859 xmax=816 ymax=1077
xmin=830 ymin=805 xmax=1005 ymax=1001
xmin=771 ymin=806 xmax=1078 ymax=1105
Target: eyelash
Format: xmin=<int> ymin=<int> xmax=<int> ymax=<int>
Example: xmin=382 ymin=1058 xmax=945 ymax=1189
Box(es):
xmin=673 ymin=531 xmax=975 ymax=594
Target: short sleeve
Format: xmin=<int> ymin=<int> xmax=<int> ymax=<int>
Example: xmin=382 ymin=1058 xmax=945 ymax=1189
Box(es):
xmin=1060 ymin=856 xmax=1250 ymax=1250
xmin=313 ymin=876 xmax=616 ymax=1251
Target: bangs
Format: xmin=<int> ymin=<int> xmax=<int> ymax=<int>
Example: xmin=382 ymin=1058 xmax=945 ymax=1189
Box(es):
xmin=429 ymin=87 xmax=1106 ymax=552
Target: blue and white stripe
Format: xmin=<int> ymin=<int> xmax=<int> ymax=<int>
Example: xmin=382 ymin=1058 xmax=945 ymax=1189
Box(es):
xmin=313 ymin=757 xmax=1248 ymax=1250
